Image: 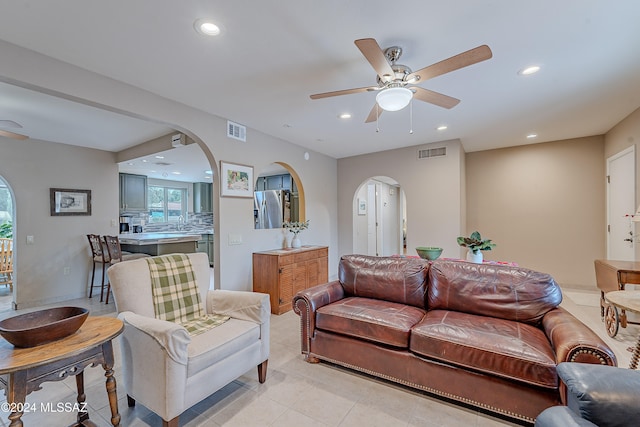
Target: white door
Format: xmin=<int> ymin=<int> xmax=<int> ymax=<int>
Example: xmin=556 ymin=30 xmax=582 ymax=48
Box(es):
xmin=607 ymin=146 xmax=636 ymax=261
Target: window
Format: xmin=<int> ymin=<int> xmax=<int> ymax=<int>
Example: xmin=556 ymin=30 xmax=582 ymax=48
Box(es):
xmin=148 ymin=186 xmax=186 ymax=223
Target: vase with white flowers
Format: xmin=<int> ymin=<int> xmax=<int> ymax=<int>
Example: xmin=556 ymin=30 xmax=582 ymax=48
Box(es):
xmin=283 ymin=220 xmax=310 ymax=248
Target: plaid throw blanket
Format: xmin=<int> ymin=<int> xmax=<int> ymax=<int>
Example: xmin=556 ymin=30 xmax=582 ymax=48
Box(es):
xmin=147 ymin=254 xmax=229 ymax=336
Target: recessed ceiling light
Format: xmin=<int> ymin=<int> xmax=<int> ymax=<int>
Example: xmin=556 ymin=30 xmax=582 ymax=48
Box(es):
xmin=194 ymin=19 xmax=221 ymax=36
xmin=436 ymin=125 xmax=448 ymax=131
xmin=519 ymin=66 xmax=541 ymax=75
xmin=526 ymin=133 xmax=538 ymax=139
xmin=205 ymin=170 xmax=213 ymax=175
xmin=142 ymin=159 xmax=148 ymax=163
xmin=155 ymin=155 xmax=164 ymax=159
xmin=172 ymin=171 xmax=181 ymax=175
xmin=339 ymin=113 xmax=352 ymax=119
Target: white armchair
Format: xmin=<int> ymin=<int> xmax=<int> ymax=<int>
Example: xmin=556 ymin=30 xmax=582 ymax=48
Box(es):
xmin=107 ymin=252 xmax=270 ymax=427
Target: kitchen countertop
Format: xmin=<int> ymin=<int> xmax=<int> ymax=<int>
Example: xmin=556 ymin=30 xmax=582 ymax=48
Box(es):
xmin=119 ymin=232 xmax=203 ymax=245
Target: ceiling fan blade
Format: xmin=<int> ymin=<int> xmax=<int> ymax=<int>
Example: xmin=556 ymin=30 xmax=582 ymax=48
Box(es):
xmin=365 ymin=104 xmax=383 ymax=123
xmin=354 ymin=38 xmax=395 ymax=82
xmin=412 ymin=87 xmax=460 ymax=109
xmin=310 ymin=86 xmax=377 ymax=100
xmin=407 ymin=45 xmax=492 ymax=83
xmin=0 ymin=129 xmax=28 ymax=140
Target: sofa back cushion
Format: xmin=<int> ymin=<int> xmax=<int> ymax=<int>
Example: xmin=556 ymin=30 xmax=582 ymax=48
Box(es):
xmin=427 ymin=260 xmax=561 ymax=325
xmin=339 ymin=255 xmax=428 ymax=308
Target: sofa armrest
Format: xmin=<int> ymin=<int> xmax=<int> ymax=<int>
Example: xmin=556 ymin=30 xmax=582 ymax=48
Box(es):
xmin=542 ymin=307 xmax=617 ymax=366
xmin=206 ymin=290 xmax=270 ymax=325
xmin=293 ymin=280 xmax=345 ymax=354
xmin=558 ymin=362 xmax=640 ymax=426
xmin=118 ymin=311 xmax=191 ymax=365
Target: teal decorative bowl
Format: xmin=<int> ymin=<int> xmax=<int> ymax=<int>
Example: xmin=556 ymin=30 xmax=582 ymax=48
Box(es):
xmin=416 ymin=247 xmax=443 ymax=260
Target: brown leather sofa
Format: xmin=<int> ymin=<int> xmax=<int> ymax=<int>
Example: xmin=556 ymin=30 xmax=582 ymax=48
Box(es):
xmin=293 ymin=255 xmax=617 ymax=424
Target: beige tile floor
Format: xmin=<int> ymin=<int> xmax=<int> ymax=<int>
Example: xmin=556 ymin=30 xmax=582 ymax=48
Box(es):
xmin=0 ymin=286 xmax=636 ymax=427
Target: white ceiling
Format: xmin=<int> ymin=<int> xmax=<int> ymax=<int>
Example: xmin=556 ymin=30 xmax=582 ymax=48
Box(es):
xmin=0 ymin=0 xmax=639 ymax=163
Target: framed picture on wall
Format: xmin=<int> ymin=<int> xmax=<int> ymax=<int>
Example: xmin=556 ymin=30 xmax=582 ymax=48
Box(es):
xmin=50 ymin=188 xmax=92 ymax=216
xmin=358 ymin=198 xmax=367 ymax=215
xmin=220 ymin=161 xmax=254 ymax=198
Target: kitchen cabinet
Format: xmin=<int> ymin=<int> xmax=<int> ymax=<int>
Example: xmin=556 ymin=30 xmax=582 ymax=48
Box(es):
xmin=193 ymin=182 xmax=212 ymax=213
xmin=255 ymin=173 xmax=293 ymax=191
xmin=252 ymin=246 xmax=328 ymax=314
xmin=196 ymin=233 xmax=214 ymax=266
xmin=119 ymin=173 xmax=147 ymax=211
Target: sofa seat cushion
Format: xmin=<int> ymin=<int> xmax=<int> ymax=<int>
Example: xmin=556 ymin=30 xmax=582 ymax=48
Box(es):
xmin=316 ymin=297 xmax=426 ymax=348
xmin=187 ymin=318 xmax=260 ymax=377
xmin=410 ymin=310 xmax=557 ymax=388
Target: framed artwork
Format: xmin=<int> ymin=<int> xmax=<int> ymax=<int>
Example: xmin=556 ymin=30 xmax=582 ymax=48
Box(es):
xmin=358 ymin=198 xmax=367 ymax=215
xmin=220 ymin=161 xmax=254 ymax=198
xmin=50 ymin=188 xmax=92 ymax=216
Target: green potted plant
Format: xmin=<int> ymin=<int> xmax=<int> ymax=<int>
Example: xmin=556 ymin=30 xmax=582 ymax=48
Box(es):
xmin=457 ymin=231 xmax=495 ymax=263
xmin=0 ymin=221 xmax=12 ymax=239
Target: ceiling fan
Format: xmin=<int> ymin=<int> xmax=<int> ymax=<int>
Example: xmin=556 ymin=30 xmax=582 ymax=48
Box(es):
xmin=310 ymin=38 xmax=492 ymax=123
xmin=0 ymin=120 xmax=28 ymax=140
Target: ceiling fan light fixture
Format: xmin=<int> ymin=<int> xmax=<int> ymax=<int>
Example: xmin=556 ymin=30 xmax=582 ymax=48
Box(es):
xmin=376 ymin=87 xmax=413 ymax=111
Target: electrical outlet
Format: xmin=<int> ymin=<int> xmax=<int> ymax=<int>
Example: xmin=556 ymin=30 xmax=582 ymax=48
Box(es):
xmin=26 ymin=235 xmax=34 ymax=245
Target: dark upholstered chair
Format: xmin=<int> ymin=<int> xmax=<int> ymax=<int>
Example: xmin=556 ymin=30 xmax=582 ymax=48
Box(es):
xmin=535 ymin=362 xmax=640 ymax=427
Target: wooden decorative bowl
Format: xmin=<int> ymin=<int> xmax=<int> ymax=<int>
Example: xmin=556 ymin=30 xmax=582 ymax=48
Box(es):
xmin=0 ymin=307 xmax=89 ymax=348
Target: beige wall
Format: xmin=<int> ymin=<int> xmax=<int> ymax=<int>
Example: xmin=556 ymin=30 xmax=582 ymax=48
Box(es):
xmin=0 ymin=40 xmax=339 ymax=306
xmin=0 ymin=138 xmax=118 ymax=307
xmin=338 ymin=139 xmax=465 ymax=259
xmin=466 ymin=136 xmax=605 ymax=287
xmin=604 ymin=106 xmax=640 ymax=259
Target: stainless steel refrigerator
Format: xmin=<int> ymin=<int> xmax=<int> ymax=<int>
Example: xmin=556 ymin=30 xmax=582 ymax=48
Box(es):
xmin=254 ymin=190 xmax=291 ymax=229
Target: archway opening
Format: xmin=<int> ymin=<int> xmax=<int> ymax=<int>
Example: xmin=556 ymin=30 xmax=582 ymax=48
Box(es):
xmin=253 ymin=162 xmax=305 ymax=229
xmin=0 ymin=175 xmax=15 ymax=312
xmin=353 ymin=176 xmax=406 ymax=257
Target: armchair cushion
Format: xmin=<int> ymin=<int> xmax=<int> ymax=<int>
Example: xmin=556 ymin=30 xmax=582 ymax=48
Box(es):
xmin=187 ymin=318 xmax=260 ymax=377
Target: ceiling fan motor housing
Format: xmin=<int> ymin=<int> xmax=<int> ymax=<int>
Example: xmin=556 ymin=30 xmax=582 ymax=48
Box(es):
xmin=376 ymin=64 xmax=413 ymax=86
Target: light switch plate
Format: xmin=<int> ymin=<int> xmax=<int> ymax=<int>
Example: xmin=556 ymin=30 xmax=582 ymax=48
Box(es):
xmin=228 ymin=233 xmax=242 ymax=245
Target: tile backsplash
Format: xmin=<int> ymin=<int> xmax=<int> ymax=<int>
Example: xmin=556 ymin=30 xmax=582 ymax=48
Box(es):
xmin=120 ymin=211 xmax=213 ymax=233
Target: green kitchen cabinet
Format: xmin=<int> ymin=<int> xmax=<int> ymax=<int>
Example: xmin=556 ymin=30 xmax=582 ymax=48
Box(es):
xmin=193 ymin=182 xmax=213 ymax=213
xmin=119 ymin=173 xmax=147 ymax=211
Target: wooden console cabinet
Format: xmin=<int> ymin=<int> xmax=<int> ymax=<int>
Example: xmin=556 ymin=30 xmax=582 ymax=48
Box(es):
xmin=253 ymin=246 xmax=328 ymax=314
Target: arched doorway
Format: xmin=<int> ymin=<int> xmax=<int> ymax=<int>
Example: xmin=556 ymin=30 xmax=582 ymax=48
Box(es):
xmin=0 ymin=175 xmax=15 ymax=312
xmin=352 ymin=176 xmax=406 ymax=256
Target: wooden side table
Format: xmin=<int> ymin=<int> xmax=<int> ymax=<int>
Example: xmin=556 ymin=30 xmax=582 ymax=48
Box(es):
xmin=0 ymin=316 xmax=124 ymax=426
xmin=604 ymin=290 xmax=640 ymax=369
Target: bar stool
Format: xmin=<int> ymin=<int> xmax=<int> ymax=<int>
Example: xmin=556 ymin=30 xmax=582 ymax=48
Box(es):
xmin=86 ymin=234 xmax=110 ymax=302
xmin=103 ymin=235 xmax=149 ymax=304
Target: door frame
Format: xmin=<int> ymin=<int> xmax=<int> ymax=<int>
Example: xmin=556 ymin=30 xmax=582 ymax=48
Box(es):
xmin=606 ymin=145 xmax=636 ymax=260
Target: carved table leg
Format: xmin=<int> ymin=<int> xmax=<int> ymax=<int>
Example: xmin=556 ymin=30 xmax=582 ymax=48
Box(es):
xmin=75 ymin=372 xmax=90 ymax=425
xmin=101 ymin=341 xmax=121 ymax=427
xmin=7 ymin=370 xmax=27 ymax=427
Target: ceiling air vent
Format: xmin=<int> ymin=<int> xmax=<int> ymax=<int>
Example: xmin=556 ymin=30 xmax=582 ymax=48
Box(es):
xmin=418 ymin=147 xmax=446 ymax=159
xmin=227 ymin=121 xmax=247 ymax=142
